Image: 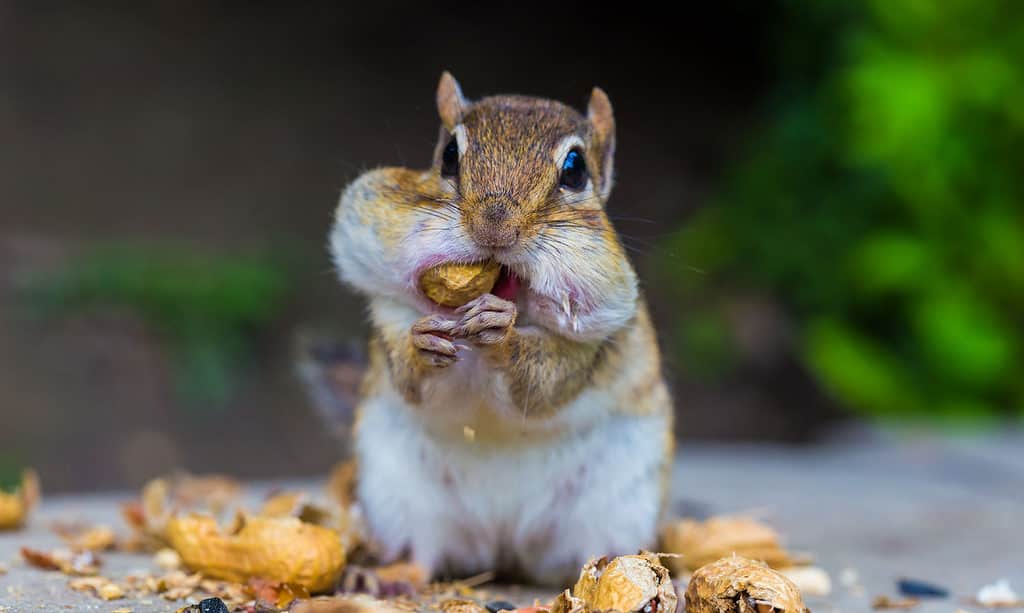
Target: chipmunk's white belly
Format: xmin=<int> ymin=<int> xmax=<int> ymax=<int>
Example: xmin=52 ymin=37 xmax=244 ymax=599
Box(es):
xmin=353 ymin=374 xmax=668 ymax=584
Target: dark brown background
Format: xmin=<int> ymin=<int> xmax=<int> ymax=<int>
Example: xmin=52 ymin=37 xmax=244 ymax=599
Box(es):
xmin=0 ymin=3 xmax=839 ymax=493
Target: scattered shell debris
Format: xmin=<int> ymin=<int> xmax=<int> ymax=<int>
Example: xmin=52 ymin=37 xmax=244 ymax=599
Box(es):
xmin=69 ymin=576 xmax=126 ymax=600
xmin=8 ymin=472 xmax=867 ymax=612
xmin=52 ymin=520 xmax=117 ymax=551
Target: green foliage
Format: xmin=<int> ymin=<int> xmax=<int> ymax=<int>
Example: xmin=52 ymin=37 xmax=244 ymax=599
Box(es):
xmin=22 ymin=245 xmax=291 ymax=408
xmin=0 ymin=458 xmax=21 ymax=492
xmin=675 ymin=308 xmax=737 ymax=381
xmin=666 ymin=0 xmax=1024 ymax=419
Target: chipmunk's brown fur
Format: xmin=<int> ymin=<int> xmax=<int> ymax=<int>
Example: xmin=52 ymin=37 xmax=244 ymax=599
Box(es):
xmin=326 ymin=72 xmax=673 ymax=583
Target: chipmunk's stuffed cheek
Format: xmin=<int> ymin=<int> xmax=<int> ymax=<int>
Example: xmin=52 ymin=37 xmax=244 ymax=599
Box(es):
xmin=396 ymin=219 xmax=481 ymax=292
xmin=522 ymin=278 xmax=592 ymax=339
xmin=523 ymin=292 xmax=567 ymax=331
xmin=522 ymin=259 xmax=638 ymax=341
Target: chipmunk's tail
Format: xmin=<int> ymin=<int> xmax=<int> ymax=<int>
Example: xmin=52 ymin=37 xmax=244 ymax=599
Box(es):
xmin=295 ymin=332 xmax=366 ymax=439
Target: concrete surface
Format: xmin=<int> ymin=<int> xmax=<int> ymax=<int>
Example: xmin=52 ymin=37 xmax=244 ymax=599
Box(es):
xmin=1 ymin=430 xmax=1022 ymax=612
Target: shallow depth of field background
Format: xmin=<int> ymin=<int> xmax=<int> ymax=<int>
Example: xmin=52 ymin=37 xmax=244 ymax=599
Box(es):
xmin=1 ymin=2 xmax=1021 ymax=492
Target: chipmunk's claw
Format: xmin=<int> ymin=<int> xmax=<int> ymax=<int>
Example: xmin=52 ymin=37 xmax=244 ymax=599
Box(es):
xmin=453 ymin=294 xmax=517 ymax=346
xmin=411 ymin=315 xmax=458 ymax=368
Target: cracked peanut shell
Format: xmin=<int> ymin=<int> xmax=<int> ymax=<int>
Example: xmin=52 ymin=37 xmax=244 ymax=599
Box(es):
xmin=420 ymin=261 xmax=500 ymax=307
xmin=165 ymin=513 xmax=346 ymax=592
xmin=553 ymin=553 xmax=678 ymax=613
xmin=685 ymin=555 xmax=808 ymax=613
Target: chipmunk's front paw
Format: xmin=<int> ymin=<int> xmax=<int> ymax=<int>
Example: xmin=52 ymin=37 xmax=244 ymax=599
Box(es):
xmin=453 ymin=294 xmax=517 ymax=346
xmin=411 ymin=315 xmax=458 ymax=369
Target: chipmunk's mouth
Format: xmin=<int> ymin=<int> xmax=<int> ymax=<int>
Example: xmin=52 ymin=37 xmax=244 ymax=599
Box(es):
xmin=414 ymin=260 xmax=524 ymax=313
xmin=491 ymin=266 xmax=522 ymax=302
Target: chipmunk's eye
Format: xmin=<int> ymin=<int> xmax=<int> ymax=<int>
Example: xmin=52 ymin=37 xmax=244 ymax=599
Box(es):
xmin=441 ymin=138 xmax=459 ymax=177
xmin=559 ymin=148 xmax=587 ymax=191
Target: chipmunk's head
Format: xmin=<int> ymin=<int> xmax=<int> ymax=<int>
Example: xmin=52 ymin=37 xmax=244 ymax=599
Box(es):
xmin=331 ymin=72 xmax=637 ymax=340
xmin=433 ymin=71 xmax=616 ymax=250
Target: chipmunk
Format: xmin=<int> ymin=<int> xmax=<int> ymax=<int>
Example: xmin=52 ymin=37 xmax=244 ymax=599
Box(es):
xmin=325 ymin=72 xmax=673 ymax=585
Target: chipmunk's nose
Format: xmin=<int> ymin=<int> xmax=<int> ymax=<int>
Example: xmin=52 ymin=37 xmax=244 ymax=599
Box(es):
xmin=466 ymin=199 xmax=521 ymax=249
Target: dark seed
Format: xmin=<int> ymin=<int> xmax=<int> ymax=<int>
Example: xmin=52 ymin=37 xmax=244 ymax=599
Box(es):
xmin=897 ymin=578 xmax=949 ymax=598
xmin=486 ymin=600 xmax=519 ymax=613
xmin=200 ymin=597 xmax=231 ymax=613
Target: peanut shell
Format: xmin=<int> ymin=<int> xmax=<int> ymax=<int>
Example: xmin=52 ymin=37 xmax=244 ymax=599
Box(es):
xmin=553 ymin=553 xmax=677 ymax=613
xmin=685 ymin=555 xmax=808 ymax=613
xmin=420 ymin=261 xmax=500 ymax=307
xmin=165 ymin=513 xmax=346 ymax=592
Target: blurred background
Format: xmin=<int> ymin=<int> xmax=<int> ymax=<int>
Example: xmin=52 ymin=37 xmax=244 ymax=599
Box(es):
xmin=1 ymin=2 xmax=1021 ymax=493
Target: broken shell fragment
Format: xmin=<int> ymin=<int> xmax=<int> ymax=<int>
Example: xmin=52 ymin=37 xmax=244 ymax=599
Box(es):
xmin=165 ymin=512 xmax=346 ymax=592
xmin=550 ymin=593 xmax=587 ymax=613
xmin=21 ymin=547 xmax=102 ymax=576
xmin=685 ymin=555 xmax=808 ymax=613
xmin=122 ymin=473 xmax=244 ymax=551
xmin=420 ymin=261 xmax=501 ymax=307
xmin=68 ymin=576 xmax=125 ymax=600
xmin=0 ymin=469 xmax=40 ymax=530
xmin=553 ymin=553 xmax=678 ymax=613
xmin=52 ymin=521 xmax=117 ymax=551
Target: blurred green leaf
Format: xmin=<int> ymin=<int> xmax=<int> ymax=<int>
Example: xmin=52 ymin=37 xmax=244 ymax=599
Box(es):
xmin=848 ymin=232 xmax=932 ymax=296
xmin=21 ymin=244 xmax=292 ymax=409
xmin=0 ymin=457 xmax=22 ymax=492
xmin=911 ymin=289 xmax=1013 ymax=387
xmin=660 ymin=0 xmax=1024 ymax=423
xmin=675 ymin=309 xmax=736 ymax=381
xmin=805 ymin=318 xmax=922 ymax=418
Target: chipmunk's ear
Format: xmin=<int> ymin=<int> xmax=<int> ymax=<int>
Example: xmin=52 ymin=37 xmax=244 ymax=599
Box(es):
xmin=437 ymin=71 xmax=468 ymax=131
xmin=587 ymin=87 xmax=615 ymax=145
xmin=588 ymin=87 xmax=616 ymax=200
